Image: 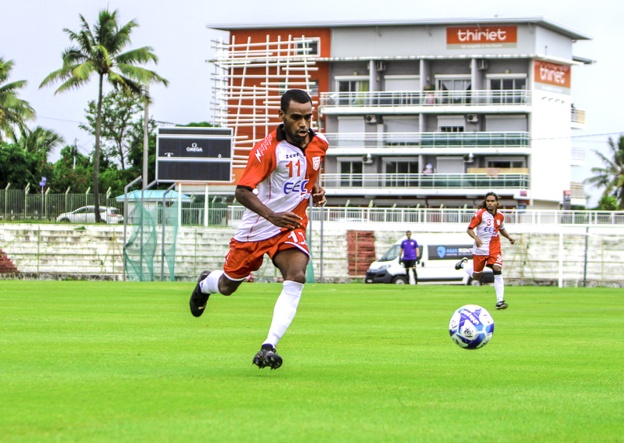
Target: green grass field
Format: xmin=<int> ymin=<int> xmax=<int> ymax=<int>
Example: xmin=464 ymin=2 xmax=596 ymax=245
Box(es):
xmin=1 ymin=281 xmax=622 ymax=443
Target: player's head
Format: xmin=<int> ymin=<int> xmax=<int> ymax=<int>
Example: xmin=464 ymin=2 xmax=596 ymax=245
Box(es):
xmin=280 ymin=89 xmax=312 ymax=112
xmin=279 ymin=89 xmax=313 ymax=147
xmin=480 ymin=191 xmax=500 ymax=212
xmin=406 ymin=231 xmax=412 ymax=237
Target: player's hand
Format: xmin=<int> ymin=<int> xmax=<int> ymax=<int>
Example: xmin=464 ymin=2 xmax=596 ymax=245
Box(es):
xmin=475 ymin=238 xmax=483 ymax=248
xmin=312 ymin=185 xmax=327 ymax=207
xmin=509 ymin=238 xmax=516 ymax=245
xmin=267 ymin=211 xmax=302 ymax=230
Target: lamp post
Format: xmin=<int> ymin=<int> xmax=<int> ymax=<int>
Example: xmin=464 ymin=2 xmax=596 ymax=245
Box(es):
xmin=143 ymin=85 xmax=149 ymax=189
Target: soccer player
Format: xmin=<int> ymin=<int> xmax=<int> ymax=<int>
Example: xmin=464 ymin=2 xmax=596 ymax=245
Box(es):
xmin=455 ymin=192 xmax=515 ymax=309
xmin=399 ymin=230 xmax=420 ymax=285
xmin=189 ymin=89 xmax=329 ymax=370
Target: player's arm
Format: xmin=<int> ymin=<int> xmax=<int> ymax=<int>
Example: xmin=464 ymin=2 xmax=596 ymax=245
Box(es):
xmin=500 ymin=228 xmax=515 ymax=244
xmin=235 ymin=186 xmax=302 ymax=230
xmin=466 ymin=227 xmax=483 ymax=248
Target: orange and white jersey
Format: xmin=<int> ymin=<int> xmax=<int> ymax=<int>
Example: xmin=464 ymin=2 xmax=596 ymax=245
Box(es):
xmin=234 ymin=125 xmax=328 ymax=242
xmin=468 ymin=208 xmax=506 ymax=256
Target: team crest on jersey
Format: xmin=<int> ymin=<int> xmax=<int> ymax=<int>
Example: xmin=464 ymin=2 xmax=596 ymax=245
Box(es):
xmin=312 ymin=156 xmax=321 ymax=171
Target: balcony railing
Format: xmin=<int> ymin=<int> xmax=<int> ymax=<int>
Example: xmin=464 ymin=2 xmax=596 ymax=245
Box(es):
xmin=321 ymin=173 xmax=529 ymax=190
xmin=571 ymin=108 xmax=586 ymax=125
xmin=323 ymin=131 xmax=529 ymax=150
xmin=320 ymin=89 xmax=531 ymax=110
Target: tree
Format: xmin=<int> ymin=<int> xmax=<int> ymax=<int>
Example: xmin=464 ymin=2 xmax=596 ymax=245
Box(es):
xmin=0 ymin=142 xmax=37 ymax=188
xmin=80 ymin=89 xmax=143 ymax=169
xmin=0 ymin=58 xmax=35 ymax=142
xmin=15 ymin=126 xmax=64 ymax=163
xmin=40 ymin=9 xmax=168 ymax=221
xmin=585 ymin=135 xmax=624 ymax=210
xmin=51 ymin=145 xmax=92 ymax=193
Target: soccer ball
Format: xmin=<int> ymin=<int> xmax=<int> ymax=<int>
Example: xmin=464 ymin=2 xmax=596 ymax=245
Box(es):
xmin=449 ymin=304 xmax=494 ymax=349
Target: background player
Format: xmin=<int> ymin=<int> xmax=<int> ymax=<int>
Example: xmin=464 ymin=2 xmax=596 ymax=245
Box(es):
xmin=456 ymin=192 xmax=515 ymax=309
xmin=399 ymin=230 xmax=420 ymax=285
xmin=189 ymin=89 xmax=328 ymax=369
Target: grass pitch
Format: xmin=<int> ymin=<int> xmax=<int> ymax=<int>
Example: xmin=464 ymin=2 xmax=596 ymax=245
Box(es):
xmin=0 ymin=281 xmax=623 ymax=442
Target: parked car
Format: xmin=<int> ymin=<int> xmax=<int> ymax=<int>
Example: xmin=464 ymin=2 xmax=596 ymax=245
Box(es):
xmin=56 ymin=206 xmax=123 ymax=224
xmin=364 ymin=233 xmax=493 ymax=285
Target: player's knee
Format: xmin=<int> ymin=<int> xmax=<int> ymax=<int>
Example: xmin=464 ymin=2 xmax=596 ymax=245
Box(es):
xmin=287 ymin=270 xmax=306 ymax=284
xmin=493 ymin=269 xmax=502 ymax=276
xmin=219 ymin=279 xmax=241 ymax=296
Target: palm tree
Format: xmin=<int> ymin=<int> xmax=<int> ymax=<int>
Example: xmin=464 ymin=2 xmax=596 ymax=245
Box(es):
xmin=0 ymin=58 xmax=36 ymax=142
xmin=40 ymin=9 xmax=168 ymax=221
xmin=585 ymin=135 xmax=624 ymax=209
xmin=16 ymin=126 xmax=65 ymax=162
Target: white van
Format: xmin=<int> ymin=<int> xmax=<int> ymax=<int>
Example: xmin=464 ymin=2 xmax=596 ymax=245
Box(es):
xmin=364 ymin=234 xmax=493 ymax=285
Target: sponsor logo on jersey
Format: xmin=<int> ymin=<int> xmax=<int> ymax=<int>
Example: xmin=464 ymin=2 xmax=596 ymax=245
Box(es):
xmin=283 ymin=179 xmax=309 ymax=195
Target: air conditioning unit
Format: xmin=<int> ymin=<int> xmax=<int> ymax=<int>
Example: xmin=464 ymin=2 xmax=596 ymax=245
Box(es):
xmin=477 ymin=59 xmax=488 ymax=71
xmin=365 ymin=115 xmax=378 ymax=124
xmin=463 ymin=153 xmax=475 ymax=163
xmin=375 ymin=61 xmax=386 ymax=72
xmin=362 ymin=153 xmax=374 ymax=164
xmin=466 ymin=114 xmax=479 ymax=123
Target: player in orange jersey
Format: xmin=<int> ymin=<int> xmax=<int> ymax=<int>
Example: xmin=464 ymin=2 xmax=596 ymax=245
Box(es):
xmin=455 ymin=192 xmax=515 ymax=310
xmin=189 ymin=89 xmax=328 ymax=369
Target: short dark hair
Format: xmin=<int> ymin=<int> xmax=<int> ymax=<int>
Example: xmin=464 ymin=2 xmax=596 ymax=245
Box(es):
xmin=281 ymin=89 xmax=312 ymax=112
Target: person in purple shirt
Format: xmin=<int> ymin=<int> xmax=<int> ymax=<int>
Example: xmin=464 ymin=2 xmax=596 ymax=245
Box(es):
xmin=399 ymin=231 xmax=420 ymax=285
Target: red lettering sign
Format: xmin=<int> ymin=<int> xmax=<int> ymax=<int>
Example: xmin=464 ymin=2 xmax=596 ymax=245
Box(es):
xmin=534 ymin=60 xmax=571 ymax=89
xmin=447 ymin=26 xmax=518 ymax=45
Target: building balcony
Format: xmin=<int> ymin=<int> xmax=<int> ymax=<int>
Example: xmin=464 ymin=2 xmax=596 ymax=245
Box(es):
xmin=321 ymin=172 xmax=530 ymax=196
xmin=319 ymin=90 xmax=531 ymax=115
xmin=324 ymin=131 xmax=530 ymax=155
xmin=571 ymin=107 xmax=586 ymax=129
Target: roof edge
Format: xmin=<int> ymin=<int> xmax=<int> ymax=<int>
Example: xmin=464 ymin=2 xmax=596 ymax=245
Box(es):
xmin=206 ymin=16 xmax=591 ymax=40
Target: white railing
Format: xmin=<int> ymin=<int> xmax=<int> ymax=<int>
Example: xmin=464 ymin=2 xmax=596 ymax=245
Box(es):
xmin=320 ymin=89 xmax=531 ymax=109
xmin=320 ymin=173 xmax=529 ymax=190
xmin=323 ymin=131 xmax=530 ymax=149
xmin=225 ymin=206 xmax=624 ymax=226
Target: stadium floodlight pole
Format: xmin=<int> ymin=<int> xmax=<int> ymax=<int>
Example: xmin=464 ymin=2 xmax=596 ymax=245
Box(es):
xmin=142 ymin=85 xmax=149 ymax=189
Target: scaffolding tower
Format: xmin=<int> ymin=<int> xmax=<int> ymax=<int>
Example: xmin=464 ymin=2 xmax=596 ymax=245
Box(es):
xmin=210 ymin=34 xmax=319 ymax=171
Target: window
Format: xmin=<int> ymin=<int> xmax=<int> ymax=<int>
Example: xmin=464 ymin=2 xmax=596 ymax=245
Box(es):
xmin=489 ymin=76 xmax=527 ymax=103
xmin=295 ymin=37 xmax=320 ymax=56
xmin=337 ymin=78 xmax=370 ymax=105
xmin=308 ymin=80 xmax=319 ymax=97
xmin=437 ymin=77 xmax=471 ymax=104
xmin=440 ymin=126 xmax=464 ymax=133
xmin=487 ymin=160 xmax=525 ymax=168
xmin=385 ymin=160 xmax=419 ymax=187
xmin=340 ymin=161 xmax=363 ymax=187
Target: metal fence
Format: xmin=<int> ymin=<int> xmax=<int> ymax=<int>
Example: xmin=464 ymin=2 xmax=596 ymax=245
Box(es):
xmin=2 ymin=187 xmax=624 ymax=227
xmin=0 ymin=188 xmax=120 ymax=221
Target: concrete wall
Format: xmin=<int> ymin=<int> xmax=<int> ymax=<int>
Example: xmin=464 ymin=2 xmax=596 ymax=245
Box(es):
xmin=1 ymin=223 xmax=623 ymax=287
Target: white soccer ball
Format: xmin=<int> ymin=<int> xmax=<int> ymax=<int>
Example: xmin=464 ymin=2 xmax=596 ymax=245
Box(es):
xmin=449 ymin=304 xmax=495 ymax=349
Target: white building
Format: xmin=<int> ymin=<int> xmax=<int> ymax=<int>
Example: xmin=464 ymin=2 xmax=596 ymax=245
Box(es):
xmin=208 ymin=17 xmax=591 ymax=209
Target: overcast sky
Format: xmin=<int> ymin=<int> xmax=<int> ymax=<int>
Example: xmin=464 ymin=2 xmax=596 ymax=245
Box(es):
xmin=2 ymin=0 xmax=622 ymax=205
